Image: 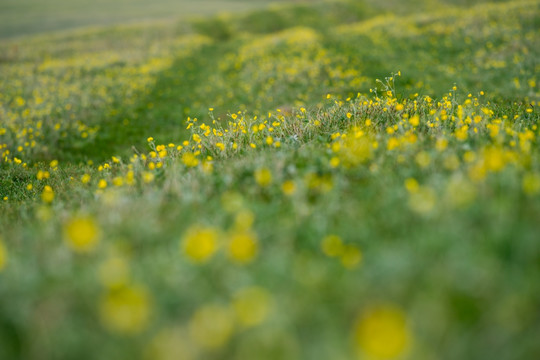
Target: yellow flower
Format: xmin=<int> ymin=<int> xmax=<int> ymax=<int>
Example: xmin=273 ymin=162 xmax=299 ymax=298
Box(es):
xmin=281 ymin=180 xmax=296 ymax=196
xmin=254 ymin=167 xmax=272 ymax=187
xmin=181 ymin=152 xmax=199 ymax=167
xmin=189 ymin=304 xmax=234 ymax=349
xmin=0 ymin=238 xmax=7 ymax=272
xmin=321 ymin=235 xmax=344 ymax=257
xmin=233 ymin=287 xmax=272 ymax=328
xmin=404 ymin=178 xmax=419 ymax=193
xmin=354 ymin=305 xmax=412 ymax=359
xmin=81 ymin=174 xmax=91 ymax=184
xmin=100 ymin=284 xmax=152 ymax=335
xmin=228 ymin=230 xmax=258 ymax=264
xmin=142 ymin=171 xmax=155 ymax=184
xmin=409 ymin=114 xmax=420 ymax=127
xmin=233 ymin=210 xmax=255 ymax=231
xmin=63 ymin=216 xmax=101 ymax=253
xmin=340 ymin=244 xmax=362 ymax=269
xmin=408 ymin=186 xmax=436 ymax=215
xmin=41 ymin=185 xmax=54 ymax=203
xmin=98 ymin=179 xmax=107 ymax=189
xmin=435 ymin=138 xmax=448 ymax=151
xmin=145 ymin=327 xmax=195 ymax=360
xmin=181 ymin=225 xmax=219 ymax=264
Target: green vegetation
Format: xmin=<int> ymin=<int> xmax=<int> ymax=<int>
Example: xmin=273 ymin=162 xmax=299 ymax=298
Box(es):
xmin=1 ymin=0 xmax=539 ymax=359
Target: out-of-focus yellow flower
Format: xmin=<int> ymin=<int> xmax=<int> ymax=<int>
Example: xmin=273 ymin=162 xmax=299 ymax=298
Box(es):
xmin=233 ymin=287 xmax=272 ymax=327
xmin=0 ymin=237 xmax=7 ymax=272
xmin=189 ymin=304 xmax=234 ymax=349
xmin=182 ymin=152 xmax=199 ymax=167
xmin=409 ymin=114 xmax=419 ymax=127
xmin=100 ymin=284 xmax=152 ymax=335
xmin=228 ymin=230 xmax=258 ymax=264
xmin=340 ymin=244 xmax=362 ymax=269
xmin=145 ymin=327 xmax=195 ymax=360
xmin=408 ymin=186 xmax=436 ymax=215
xmin=255 ymin=167 xmax=272 ymax=187
xmin=41 ymin=185 xmax=54 ymax=203
xmin=63 ymin=216 xmax=101 ymax=253
xmin=339 ymin=128 xmax=373 ymax=167
xmin=234 ymin=210 xmax=255 ymax=231
xmin=98 ymin=179 xmax=107 ymax=189
xmin=181 ymin=225 xmax=219 ymax=264
xmin=321 ymin=235 xmax=344 ymax=257
xmin=404 ymin=178 xmax=419 ymax=193
xmin=435 ymin=138 xmax=448 ymax=151
xmin=354 ymin=305 xmax=412 ymax=359
xmin=281 ymin=180 xmax=296 ymax=196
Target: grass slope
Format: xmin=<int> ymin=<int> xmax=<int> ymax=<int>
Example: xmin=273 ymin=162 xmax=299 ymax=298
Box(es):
xmin=0 ymin=1 xmax=540 ymax=359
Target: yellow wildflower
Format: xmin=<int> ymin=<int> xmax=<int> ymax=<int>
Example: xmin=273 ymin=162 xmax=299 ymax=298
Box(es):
xmin=63 ymin=216 xmax=101 ymax=253
xmin=254 ymin=167 xmax=272 ymax=187
xmin=181 ymin=225 xmax=219 ymax=264
xmin=281 ymin=180 xmax=296 ymax=196
xmin=41 ymin=185 xmax=54 ymax=203
xmin=100 ymin=284 xmax=152 ymax=335
xmin=189 ymin=304 xmax=234 ymax=349
xmin=233 ymin=287 xmax=272 ymax=328
xmin=354 ymin=305 xmax=412 ymax=359
xmin=228 ymin=230 xmax=258 ymax=264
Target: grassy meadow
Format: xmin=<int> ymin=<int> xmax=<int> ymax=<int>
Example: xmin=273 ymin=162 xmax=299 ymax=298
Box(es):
xmin=1 ymin=0 xmax=540 ymax=359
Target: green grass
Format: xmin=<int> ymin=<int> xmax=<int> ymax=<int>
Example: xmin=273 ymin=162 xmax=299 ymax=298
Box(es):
xmin=1 ymin=0 xmax=540 ymax=359
xmin=0 ymin=0 xmax=284 ymax=39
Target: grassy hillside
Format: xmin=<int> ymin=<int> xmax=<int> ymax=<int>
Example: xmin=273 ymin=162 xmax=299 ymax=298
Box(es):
xmin=1 ymin=0 xmax=539 ymax=359
xmin=0 ymin=0 xmax=285 ymax=39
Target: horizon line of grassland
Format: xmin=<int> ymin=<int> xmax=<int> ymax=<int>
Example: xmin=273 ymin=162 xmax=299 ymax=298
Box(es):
xmin=1 ymin=74 xmax=539 ymax=359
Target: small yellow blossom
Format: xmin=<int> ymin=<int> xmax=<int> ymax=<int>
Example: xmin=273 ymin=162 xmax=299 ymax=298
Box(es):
xmin=408 ymin=186 xmax=436 ymax=214
xmin=41 ymin=185 xmax=54 ymax=203
xmin=233 ymin=287 xmax=272 ymax=328
xmin=228 ymin=230 xmax=258 ymax=264
xmin=321 ymin=235 xmax=344 ymax=257
xmin=405 ymin=178 xmax=420 ymax=194
xmin=354 ymin=305 xmax=412 ymax=359
xmin=181 ymin=225 xmax=219 ymax=264
xmin=341 ymin=244 xmax=362 ymax=269
xmin=63 ymin=216 xmax=101 ymax=253
xmin=281 ymin=180 xmax=296 ymax=196
xmin=182 ymin=152 xmax=199 ymax=167
xmin=98 ymin=179 xmax=107 ymax=189
xmin=254 ymin=167 xmax=272 ymax=187
xmin=189 ymin=304 xmax=234 ymax=349
xmin=100 ymin=284 xmax=152 ymax=335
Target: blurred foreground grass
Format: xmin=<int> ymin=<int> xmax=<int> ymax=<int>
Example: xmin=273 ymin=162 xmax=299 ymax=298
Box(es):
xmin=0 ymin=0 xmax=539 ymax=359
